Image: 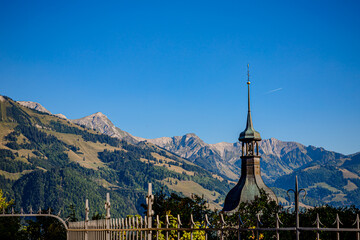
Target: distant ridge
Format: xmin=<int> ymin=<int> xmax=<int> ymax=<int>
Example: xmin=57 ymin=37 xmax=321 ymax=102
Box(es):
xmin=10 ymin=97 xmax=360 ymax=207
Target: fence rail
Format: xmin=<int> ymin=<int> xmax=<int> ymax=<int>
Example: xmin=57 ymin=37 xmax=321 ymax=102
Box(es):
xmin=67 ymin=181 xmax=360 ymax=240
xmin=2 ymin=179 xmax=360 ymax=240
xmin=68 ymin=214 xmax=360 ymax=240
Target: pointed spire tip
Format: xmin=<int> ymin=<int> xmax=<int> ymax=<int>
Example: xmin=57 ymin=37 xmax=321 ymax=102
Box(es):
xmin=247 ymin=64 xmax=250 ymax=85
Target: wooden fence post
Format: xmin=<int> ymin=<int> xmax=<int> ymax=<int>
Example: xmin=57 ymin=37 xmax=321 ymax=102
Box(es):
xmin=85 ymin=199 xmax=89 ymax=240
xmin=105 ymin=193 xmax=111 ymax=240
xmin=146 ymin=183 xmax=154 ymax=240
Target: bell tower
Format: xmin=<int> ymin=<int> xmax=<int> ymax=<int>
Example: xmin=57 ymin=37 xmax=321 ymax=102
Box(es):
xmin=222 ymin=65 xmax=277 ymax=212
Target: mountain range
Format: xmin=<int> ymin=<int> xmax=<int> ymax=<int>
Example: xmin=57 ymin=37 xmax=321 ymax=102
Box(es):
xmin=1 ymin=96 xmax=360 ymax=214
xmin=0 ymin=96 xmax=231 ymax=219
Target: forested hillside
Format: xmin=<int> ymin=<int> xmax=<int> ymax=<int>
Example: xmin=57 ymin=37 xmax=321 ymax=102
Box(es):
xmin=271 ymin=153 xmax=360 ymax=207
xmin=2 ymin=95 xmax=359 ymax=216
xmin=0 ymin=95 xmax=230 ymax=219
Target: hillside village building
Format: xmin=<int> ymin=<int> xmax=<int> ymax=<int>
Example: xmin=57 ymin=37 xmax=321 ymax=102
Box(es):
xmin=222 ymin=66 xmax=278 ymax=212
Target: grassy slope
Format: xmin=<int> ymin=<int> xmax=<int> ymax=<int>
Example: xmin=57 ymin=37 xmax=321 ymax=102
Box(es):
xmin=0 ymin=97 xmax=229 ymax=218
xmin=160 ymin=177 xmax=222 ymax=210
xmin=272 ymin=164 xmax=360 ymax=207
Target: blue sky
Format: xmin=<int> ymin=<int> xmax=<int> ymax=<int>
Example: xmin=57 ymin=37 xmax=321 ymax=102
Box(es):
xmin=1 ymin=0 xmax=359 ymax=154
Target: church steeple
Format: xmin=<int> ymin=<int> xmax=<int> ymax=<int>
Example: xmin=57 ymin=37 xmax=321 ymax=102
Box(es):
xmin=239 ymin=64 xmax=261 ymax=142
xmin=222 ymin=65 xmax=277 ymax=212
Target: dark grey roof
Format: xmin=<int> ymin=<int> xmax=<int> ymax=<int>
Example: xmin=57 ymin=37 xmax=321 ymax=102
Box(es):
xmin=222 ymin=166 xmax=278 ymax=211
xmin=238 ymin=110 xmax=261 ymax=141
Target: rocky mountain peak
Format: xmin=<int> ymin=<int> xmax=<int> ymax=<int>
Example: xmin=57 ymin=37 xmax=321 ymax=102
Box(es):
xmin=18 ymin=101 xmax=52 ymax=114
xmin=93 ymin=112 xmax=107 ymax=117
xmin=70 ymin=112 xmax=139 ymax=144
xmin=259 ymin=138 xmax=304 ymax=157
xmin=84 ymin=112 xmax=109 ymax=121
xmin=17 ymin=100 xmax=67 ymax=119
xmin=184 ymin=133 xmax=198 ymax=138
xmin=182 ymin=133 xmax=204 ymax=144
xmin=71 ymin=112 xmax=115 ymax=134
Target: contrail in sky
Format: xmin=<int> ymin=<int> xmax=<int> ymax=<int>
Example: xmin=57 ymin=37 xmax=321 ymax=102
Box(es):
xmin=266 ymin=88 xmax=283 ymax=94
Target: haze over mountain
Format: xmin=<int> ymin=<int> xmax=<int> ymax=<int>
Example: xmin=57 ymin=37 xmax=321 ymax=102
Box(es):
xmin=6 ymin=98 xmax=360 ymax=207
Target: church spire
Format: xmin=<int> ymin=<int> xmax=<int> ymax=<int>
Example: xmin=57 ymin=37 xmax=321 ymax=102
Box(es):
xmin=239 ymin=64 xmax=261 ymax=142
xmin=222 ymin=65 xmax=278 ymax=212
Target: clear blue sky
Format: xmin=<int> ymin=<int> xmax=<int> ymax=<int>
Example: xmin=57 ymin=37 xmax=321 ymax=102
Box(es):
xmin=1 ymin=0 xmax=359 ymax=154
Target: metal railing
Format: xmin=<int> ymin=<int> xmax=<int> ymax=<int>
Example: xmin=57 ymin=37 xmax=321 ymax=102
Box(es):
xmin=0 ymin=206 xmax=69 ymax=239
xmin=68 ymin=180 xmax=360 ymax=240
xmin=1 ymin=179 xmax=360 ymax=240
xmin=68 ymin=213 xmax=360 ymax=240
